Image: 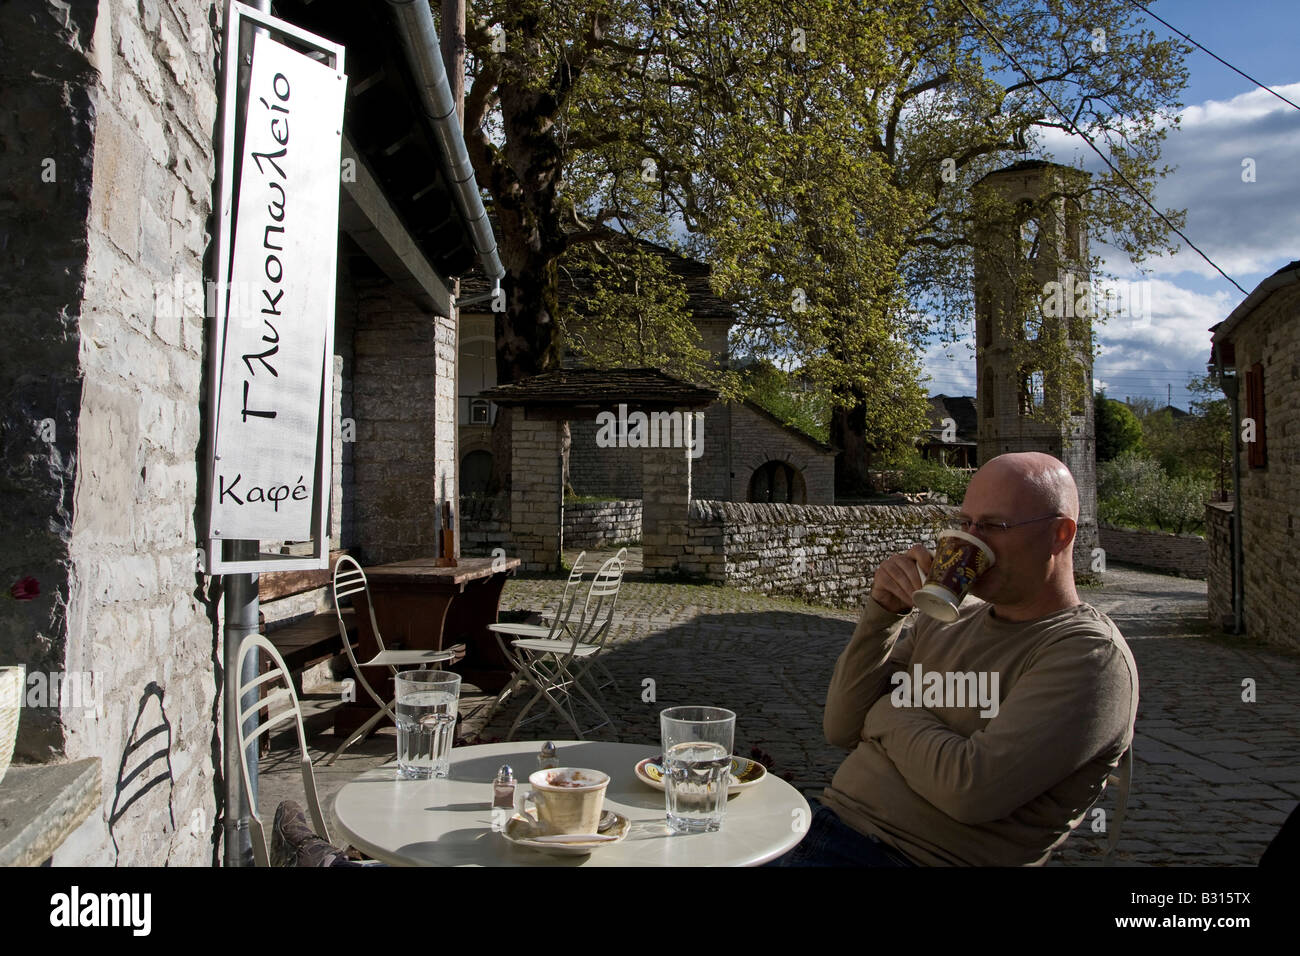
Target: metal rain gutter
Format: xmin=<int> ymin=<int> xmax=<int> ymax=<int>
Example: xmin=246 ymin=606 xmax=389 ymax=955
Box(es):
xmin=1214 ymin=263 xmax=1300 ymax=345
xmin=386 ymin=0 xmax=506 ymax=289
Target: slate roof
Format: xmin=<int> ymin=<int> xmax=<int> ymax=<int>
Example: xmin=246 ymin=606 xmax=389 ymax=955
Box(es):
xmin=923 ymin=395 xmax=978 ymax=442
xmin=479 ymin=367 xmax=717 ymax=409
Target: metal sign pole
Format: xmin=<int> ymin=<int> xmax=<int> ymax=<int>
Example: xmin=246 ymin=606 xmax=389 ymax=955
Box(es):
xmin=220 ymin=0 xmax=270 ymax=868
xmin=209 ymin=0 xmax=345 ymax=864
xmin=222 ymin=541 xmax=259 ymax=867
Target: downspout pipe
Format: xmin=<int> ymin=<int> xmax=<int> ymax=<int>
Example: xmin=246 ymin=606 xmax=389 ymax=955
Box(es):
xmin=386 ymin=0 xmax=506 ymax=287
xmin=1218 ymin=362 xmax=1245 ymax=634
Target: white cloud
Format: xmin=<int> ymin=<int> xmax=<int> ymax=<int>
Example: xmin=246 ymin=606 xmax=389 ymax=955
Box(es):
xmin=1040 ymin=83 xmax=1300 ymax=282
xmin=920 ymin=277 xmax=1231 ymax=405
xmin=1093 ymin=277 xmax=1233 ymax=384
xmin=920 ymin=332 xmax=978 ymax=397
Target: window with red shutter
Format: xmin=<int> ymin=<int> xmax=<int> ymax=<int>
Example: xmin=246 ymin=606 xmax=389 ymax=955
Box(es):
xmin=1245 ymin=363 xmax=1267 ymax=468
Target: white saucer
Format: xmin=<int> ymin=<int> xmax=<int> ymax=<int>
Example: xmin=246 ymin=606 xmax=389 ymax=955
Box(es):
xmin=634 ymin=755 xmax=767 ymax=793
xmin=501 ymin=812 xmax=630 ymax=856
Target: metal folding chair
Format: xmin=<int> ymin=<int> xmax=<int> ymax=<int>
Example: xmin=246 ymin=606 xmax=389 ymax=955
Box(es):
xmin=478 ymin=551 xmax=588 ymax=729
xmin=502 ymin=548 xmax=627 ymax=740
xmin=234 ymin=634 xmax=332 ymax=867
xmin=326 ymin=555 xmax=455 ymax=765
xmin=1102 ymin=745 xmax=1133 ymax=860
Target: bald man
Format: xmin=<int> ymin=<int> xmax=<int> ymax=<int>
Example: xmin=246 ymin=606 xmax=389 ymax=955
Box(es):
xmin=771 ymin=453 xmax=1138 ymax=866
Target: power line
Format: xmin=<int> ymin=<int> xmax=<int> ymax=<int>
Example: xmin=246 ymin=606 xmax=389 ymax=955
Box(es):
xmin=1127 ymin=0 xmax=1300 ymax=112
xmin=954 ymin=0 xmax=1249 ymax=296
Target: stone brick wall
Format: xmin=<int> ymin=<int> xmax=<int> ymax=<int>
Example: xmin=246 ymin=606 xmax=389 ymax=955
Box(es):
xmin=692 ymin=402 xmax=731 ymax=500
xmin=461 ymin=496 xmax=641 ymax=553
xmin=351 ymin=284 xmax=453 ymax=564
xmin=1225 ymin=284 xmax=1300 ymax=652
xmin=509 ymin=415 xmax=564 ymax=570
xmin=568 ymin=416 xmax=642 ymax=498
xmin=1205 ymin=502 xmax=1235 ymax=631
xmin=1 ymin=0 xmax=99 ymax=765
xmin=728 ymin=405 xmax=834 ymax=504
xmin=566 ymin=401 xmax=831 ymax=505
xmin=679 ymin=501 xmax=954 ymax=607
xmin=563 ymin=500 xmax=641 ymax=549
xmin=642 ymin=441 xmax=692 ymax=575
xmin=0 ymin=0 xmax=224 ymax=867
xmin=459 ymin=495 xmax=510 ymax=556
xmin=1098 ymin=525 xmax=1207 ymax=579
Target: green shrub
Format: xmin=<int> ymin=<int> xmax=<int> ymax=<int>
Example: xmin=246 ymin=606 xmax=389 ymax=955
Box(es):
xmin=1098 ymin=451 xmax=1211 ymax=534
xmin=892 ymin=454 xmax=972 ymax=501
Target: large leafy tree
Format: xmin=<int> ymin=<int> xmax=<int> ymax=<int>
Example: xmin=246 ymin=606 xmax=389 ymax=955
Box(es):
xmin=1094 ymin=391 xmax=1143 ymax=462
xmin=456 ymin=0 xmax=1188 ymax=493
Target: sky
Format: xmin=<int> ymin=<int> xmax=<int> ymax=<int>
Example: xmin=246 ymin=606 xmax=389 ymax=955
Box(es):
xmin=919 ymin=0 xmax=1300 ymax=410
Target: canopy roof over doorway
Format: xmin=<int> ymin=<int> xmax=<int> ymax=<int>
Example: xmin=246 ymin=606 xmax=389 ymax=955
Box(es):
xmin=480 ymin=368 xmax=717 ymax=419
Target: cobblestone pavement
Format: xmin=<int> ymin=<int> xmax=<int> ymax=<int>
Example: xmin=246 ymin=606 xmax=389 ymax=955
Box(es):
xmin=260 ymin=555 xmax=1299 ymax=866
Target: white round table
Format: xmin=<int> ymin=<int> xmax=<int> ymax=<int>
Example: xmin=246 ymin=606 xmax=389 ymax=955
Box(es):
xmin=331 ymin=740 xmax=811 ymax=866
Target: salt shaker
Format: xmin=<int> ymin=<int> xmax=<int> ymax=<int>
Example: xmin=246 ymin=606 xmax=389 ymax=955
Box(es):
xmin=492 ymin=765 xmax=515 ymax=830
xmin=538 ymin=741 xmax=558 ymax=770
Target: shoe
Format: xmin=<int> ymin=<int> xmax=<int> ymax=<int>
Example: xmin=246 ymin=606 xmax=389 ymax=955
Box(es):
xmin=271 ymin=800 xmax=344 ymax=867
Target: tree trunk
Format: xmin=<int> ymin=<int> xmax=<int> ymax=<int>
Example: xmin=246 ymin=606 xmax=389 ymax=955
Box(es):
xmin=831 ymin=400 xmax=873 ymax=499
xmin=488 ymin=236 xmax=564 ymax=494
xmin=440 ymin=0 xmax=465 ymax=127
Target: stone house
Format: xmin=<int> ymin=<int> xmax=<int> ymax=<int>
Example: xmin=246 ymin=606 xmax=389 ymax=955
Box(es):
xmin=919 ymin=394 xmax=978 ymax=467
xmin=1 ymin=0 xmax=496 ymax=864
xmin=1207 ymin=259 xmax=1300 ymax=652
xmin=458 ymin=233 xmax=837 ymax=505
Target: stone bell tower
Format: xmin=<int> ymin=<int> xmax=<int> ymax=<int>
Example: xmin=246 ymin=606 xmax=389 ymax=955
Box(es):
xmin=972 ymin=160 xmax=1099 ymax=575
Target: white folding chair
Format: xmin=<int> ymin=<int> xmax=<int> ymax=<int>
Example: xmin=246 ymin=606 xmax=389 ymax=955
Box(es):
xmin=504 ymin=548 xmax=627 ymax=740
xmin=235 ymin=634 xmax=332 ymax=868
xmin=477 ymin=551 xmax=588 ymax=727
xmin=1102 ymin=745 xmax=1133 ymax=860
xmin=327 ymin=555 xmax=456 ymax=765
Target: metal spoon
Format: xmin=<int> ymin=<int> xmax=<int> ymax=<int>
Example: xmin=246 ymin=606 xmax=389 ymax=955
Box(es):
xmin=597 ymin=810 xmax=618 ymax=832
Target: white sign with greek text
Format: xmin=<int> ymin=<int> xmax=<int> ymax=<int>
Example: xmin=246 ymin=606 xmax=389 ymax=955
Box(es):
xmin=210 ymin=32 xmax=345 ymax=539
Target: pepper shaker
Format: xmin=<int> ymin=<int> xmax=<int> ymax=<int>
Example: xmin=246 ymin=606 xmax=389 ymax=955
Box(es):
xmin=538 ymin=741 xmax=558 ymax=771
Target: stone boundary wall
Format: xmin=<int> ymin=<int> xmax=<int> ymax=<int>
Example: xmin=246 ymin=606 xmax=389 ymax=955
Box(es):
xmin=1099 ymin=524 xmax=1207 ymax=579
xmin=564 ymin=500 xmax=641 ymax=549
xmin=1205 ymin=503 xmax=1235 ymax=630
xmin=459 ymin=497 xmax=642 ymax=554
xmin=459 ymin=495 xmax=510 ymax=556
xmin=680 ymin=500 xmax=954 ymax=608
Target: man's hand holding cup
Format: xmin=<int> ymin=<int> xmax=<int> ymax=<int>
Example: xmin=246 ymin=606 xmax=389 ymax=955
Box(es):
xmin=870 ymin=544 xmax=933 ymax=615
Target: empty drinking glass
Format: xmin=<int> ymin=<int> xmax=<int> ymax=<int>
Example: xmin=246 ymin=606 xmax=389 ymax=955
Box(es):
xmin=394 ymin=669 xmax=460 ymax=779
xmin=660 ymin=706 xmax=735 ymax=832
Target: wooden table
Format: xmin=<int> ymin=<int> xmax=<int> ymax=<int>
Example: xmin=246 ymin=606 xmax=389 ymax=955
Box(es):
xmin=334 ymin=556 xmax=521 ymax=736
xmin=332 ymin=741 xmax=812 ymax=867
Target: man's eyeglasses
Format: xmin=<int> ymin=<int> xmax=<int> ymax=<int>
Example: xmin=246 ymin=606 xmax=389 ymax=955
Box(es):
xmin=947 ymin=514 xmax=1063 ymax=535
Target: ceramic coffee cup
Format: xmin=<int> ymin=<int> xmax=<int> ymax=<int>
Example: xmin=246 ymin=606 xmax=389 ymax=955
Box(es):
xmin=911 ymin=530 xmax=995 ymax=622
xmin=513 ymin=767 xmax=609 ymax=835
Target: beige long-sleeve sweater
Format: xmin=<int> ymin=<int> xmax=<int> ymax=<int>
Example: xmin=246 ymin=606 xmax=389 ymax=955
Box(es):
xmin=820 ymin=596 xmax=1138 ymax=866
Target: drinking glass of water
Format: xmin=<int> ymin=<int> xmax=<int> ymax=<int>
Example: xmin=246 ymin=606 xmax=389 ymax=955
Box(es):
xmin=660 ymin=706 xmax=735 ymax=833
xmin=394 ymin=669 xmax=461 ymax=779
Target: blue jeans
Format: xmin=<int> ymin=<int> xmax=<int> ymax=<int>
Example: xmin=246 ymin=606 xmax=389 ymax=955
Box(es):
xmin=765 ymin=800 xmax=918 ymax=867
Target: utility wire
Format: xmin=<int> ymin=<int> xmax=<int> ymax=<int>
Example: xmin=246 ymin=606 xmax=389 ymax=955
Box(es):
xmin=954 ymin=0 xmax=1249 ymax=296
xmin=1127 ymin=0 xmax=1300 ymax=112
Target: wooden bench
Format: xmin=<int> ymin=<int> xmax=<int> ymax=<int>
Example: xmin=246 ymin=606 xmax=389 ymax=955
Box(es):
xmin=258 ymin=550 xmax=358 ymax=694
xmin=263 ymin=608 xmax=357 ymax=679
